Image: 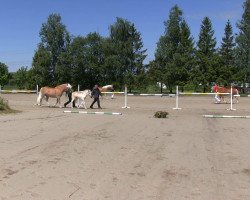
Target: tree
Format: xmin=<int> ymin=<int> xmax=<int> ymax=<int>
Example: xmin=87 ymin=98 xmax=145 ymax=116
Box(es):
xmin=108 ymin=17 xmax=147 ymax=90
xmin=218 ymin=20 xmax=236 ymax=85
xmin=235 ymin=0 xmax=250 ymax=86
xmin=64 ymin=33 xmax=106 ymax=89
xmin=31 ymin=44 xmax=53 ymax=86
xmin=195 ymin=17 xmax=217 ymax=91
xmin=154 ymin=5 xmax=184 ymax=92
xmin=176 ymin=20 xmax=195 ymax=86
xmin=0 ymin=62 xmax=9 ymax=87
xmin=32 ymin=13 xmax=71 ymax=86
xmin=14 ymin=66 xmax=29 ymax=89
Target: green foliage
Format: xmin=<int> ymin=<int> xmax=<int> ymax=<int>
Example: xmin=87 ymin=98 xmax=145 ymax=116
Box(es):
xmin=235 ymin=0 xmax=250 ymax=84
xmin=154 ymin=111 xmax=169 ymax=118
xmin=0 ymin=97 xmax=10 ymax=111
xmin=31 ymin=13 xmax=71 ymax=86
xmin=13 ymin=66 xmax=29 ymax=89
xmin=218 ymin=20 xmax=236 ymax=85
xmin=22 ymin=1 xmax=249 ymax=91
xmin=0 ymin=62 xmax=9 ymax=87
xmin=194 ymin=17 xmax=218 ymax=91
xmin=108 ymin=17 xmax=147 ymax=90
xmin=153 ymin=5 xmax=194 ymax=92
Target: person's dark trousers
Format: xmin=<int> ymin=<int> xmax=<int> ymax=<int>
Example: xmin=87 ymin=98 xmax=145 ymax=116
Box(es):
xmin=64 ymin=94 xmax=75 ymax=107
xmin=90 ymin=97 xmax=101 ymax=108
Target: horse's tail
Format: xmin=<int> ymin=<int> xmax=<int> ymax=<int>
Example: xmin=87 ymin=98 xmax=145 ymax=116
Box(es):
xmin=37 ymin=87 xmax=43 ymax=105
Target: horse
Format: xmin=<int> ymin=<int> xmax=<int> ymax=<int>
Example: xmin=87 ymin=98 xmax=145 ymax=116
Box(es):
xmin=37 ymin=83 xmax=72 ymax=107
xmin=98 ymin=85 xmax=114 ymax=99
xmin=71 ymin=89 xmax=91 ymax=109
xmin=212 ymin=85 xmax=239 ymax=103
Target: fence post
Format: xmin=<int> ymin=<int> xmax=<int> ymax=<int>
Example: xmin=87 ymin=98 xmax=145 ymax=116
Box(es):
xmin=122 ymin=84 xmax=130 ymax=108
xmin=77 ymin=84 xmax=80 ymax=106
xmin=36 ymin=85 xmax=39 ymax=94
xmin=227 ymin=86 xmax=236 ymax=111
xmin=173 ymin=85 xmax=181 ymax=110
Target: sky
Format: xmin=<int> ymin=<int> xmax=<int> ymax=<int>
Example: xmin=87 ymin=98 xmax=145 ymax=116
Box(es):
xmin=0 ymin=0 xmax=245 ymax=72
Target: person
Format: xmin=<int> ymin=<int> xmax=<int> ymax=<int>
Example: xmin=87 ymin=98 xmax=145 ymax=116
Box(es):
xmin=64 ymin=87 xmax=75 ymax=107
xmin=90 ymin=84 xmax=102 ymax=109
xmin=213 ymin=84 xmax=221 ymax=103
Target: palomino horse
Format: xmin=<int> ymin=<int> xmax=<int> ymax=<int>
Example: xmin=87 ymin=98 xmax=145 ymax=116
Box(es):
xmin=71 ymin=89 xmax=91 ymax=109
xmin=37 ymin=83 xmax=72 ymax=107
xmin=98 ymin=85 xmax=114 ymax=99
xmin=212 ymin=85 xmax=239 ymax=103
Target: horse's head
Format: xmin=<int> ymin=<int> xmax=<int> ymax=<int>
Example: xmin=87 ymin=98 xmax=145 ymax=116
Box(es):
xmin=103 ymin=85 xmax=114 ymax=91
xmin=87 ymin=89 xmax=92 ymax=96
xmin=66 ymin=83 xmax=72 ymax=89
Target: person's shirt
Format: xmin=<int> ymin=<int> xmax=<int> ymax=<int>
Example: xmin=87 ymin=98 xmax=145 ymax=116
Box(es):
xmin=66 ymin=88 xmax=73 ymax=96
xmin=91 ymin=87 xmax=101 ymax=98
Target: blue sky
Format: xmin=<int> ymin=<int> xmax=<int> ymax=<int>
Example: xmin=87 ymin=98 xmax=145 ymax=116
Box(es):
xmin=0 ymin=0 xmax=245 ymax=72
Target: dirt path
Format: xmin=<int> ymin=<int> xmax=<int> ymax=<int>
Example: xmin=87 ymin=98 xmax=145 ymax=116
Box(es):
xmin=0 ymin=94 xmax=250 ymax=199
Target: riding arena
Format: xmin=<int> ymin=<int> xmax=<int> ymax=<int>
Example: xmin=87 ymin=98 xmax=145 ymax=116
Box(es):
xmin=1 ymin=85 xmax=250 ymax=199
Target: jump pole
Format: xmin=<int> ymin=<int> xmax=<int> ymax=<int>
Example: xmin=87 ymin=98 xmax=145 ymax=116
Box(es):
xmin=64 ymin=110 xmax=122 ymax=115
xmin=173 ymin=85 xmax=181 ymax=110
xmin=227 ymin=86 xmax=236 ymax=111
xmin=203 ymin=115 xmax=250 ymax=119
xmin=122 ymin=84 xmax=130 ymax=109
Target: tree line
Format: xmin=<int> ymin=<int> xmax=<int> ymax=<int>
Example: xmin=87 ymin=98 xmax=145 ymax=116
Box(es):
xmin=0 ymin=0 xmax=249 ymax=93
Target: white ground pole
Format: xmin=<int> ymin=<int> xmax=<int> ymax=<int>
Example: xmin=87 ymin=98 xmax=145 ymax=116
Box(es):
xmin=227 ymin=86 xmax=236 ymax=111
xmin=36 ymin=85 xmax=39 ymax=94
xmin=122 ymin=84 xmax=130 ymax=109
xmin=173 ymin=85 xmax=182 ymax=110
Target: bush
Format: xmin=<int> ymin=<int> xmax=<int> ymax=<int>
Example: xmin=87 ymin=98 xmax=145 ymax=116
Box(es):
xmin=0 ymin=97 xmax=11 ymax=112
xmin=154 ymin=111 xmax=169 ymax=118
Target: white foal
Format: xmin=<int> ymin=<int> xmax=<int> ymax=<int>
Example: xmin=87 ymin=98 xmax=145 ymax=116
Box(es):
xmin=71 ymin=89 xmax=91 ymax=109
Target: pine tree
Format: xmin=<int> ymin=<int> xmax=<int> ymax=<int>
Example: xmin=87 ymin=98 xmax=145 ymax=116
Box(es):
xmin=154 ymin=5 xmax=183 ymax=92
xmin=218 ymin=20 xmax=235 ymax=85
xmin=108 ymin=17 xmax=147 ymax=90
xmin=176 ymin=20 xmax=195 ymax=86
xmin=195 ymin=17 xmax=217 ymax=91
xmin=235 ymin=0 xmax=250 ymax=85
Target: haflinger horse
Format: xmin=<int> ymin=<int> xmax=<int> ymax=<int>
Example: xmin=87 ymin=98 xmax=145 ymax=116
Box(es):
xmin=212 ymin=85 xmax=239 ymax=104
xmin=71 ymin=89 xmax=91 ymax=109
xmin=37 ymin=83 xmax=72 ymax=107
xmin=98 ymin=85 xmax=114 ymax=99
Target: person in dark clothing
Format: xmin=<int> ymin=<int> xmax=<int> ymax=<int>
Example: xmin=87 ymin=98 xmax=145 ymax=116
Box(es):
xmin=64 ymin=88 xmax=75 ymax=107
xmin=90 ymin=85 xmax=102 ymax=109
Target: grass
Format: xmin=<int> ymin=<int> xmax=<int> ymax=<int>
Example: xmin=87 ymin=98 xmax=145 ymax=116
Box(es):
xmin=0 ymin=97 xmax=18 ymax=114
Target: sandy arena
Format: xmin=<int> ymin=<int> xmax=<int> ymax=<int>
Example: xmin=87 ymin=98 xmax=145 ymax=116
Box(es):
xmin=0 ymin=93 xmax=250 ymax=200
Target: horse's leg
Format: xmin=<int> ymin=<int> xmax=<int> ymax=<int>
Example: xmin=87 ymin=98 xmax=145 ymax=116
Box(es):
xmin=58 ymin=98 xmax=62 ymax=108
xmin=82 ymin=99 xmax=87 ymax=109
xmin=53 ymin=98 xmax=59 ymax=107
xmin=45 ymin=96 xmax=50 ymax=107
xmin=37 ymin=93 xmax=42 ymax=106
